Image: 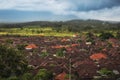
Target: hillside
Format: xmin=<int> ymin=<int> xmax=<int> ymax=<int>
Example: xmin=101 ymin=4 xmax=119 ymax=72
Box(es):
xmin=0 ymin=20 xmax=120 ymax=31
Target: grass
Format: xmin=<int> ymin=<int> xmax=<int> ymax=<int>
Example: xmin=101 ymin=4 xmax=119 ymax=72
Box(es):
xmin=0 ymin=27 xmax=118 ymax=37
xmin=0 ymin=27 xmax=74 ymax=37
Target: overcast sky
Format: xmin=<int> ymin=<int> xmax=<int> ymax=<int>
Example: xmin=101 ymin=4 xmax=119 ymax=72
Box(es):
xmin=0 ymin=0 xmax=120 ymax=22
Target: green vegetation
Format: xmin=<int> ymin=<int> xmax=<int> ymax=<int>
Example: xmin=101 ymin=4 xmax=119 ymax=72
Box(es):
xmin=0 ymin=25 xmax=119 ymax=37
xmin=17 ymin=44 xmax=27 ymax=51
xmin=0 ymin=45 xmax=53 ymax=80
xmin=56 ymin=48 xmax=66 ymax=57
xmin=97 ymin=68 xmax=115 ymax=77
xmin=116 ymin=32 xmax=120 ymax=39
xmin=93 ymin=68 xmax=119 ymax=80
xmin=0 ymin=27 xmax=74 ymax=37
xmin=99 ymin=32 xmax=114 ymax=40
xmin=5 ymin=39 xmax=14 ymax=44
xmin=0 ymin=20 xmax=120 ymax=37
xmin=21 ymin=73 xmax=33 ymax=80
xmin=0 ymin=44 xmax=29 ymax=78
xmin=41 ymin=50 xmax=49 ymax=57
xmin=33 ymin=69 xmax=53 ymax=80
xmin=7 ymin=76 xmax=19 ymax=80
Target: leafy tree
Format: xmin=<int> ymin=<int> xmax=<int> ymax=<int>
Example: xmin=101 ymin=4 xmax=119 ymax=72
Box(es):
xmin=86 ymin=32 xmax=94 ymax=39
xmin=17 ymin=44 xmax=27 ymax=51
xmin=0 ymin=45 xmax=28 ymax=78
xmin=116 ymin=31 xmax=120 ymax=39
xmin=33 ymin=69 xmax=53 ymax=80
xmin=21 ymin=73 xmax=33 ymax=80
xmin=7 ymin=76 xmax=19 ymax=80
xmin=99 ymin=32 xmax=114 ymax=40
xmin=5 ymin=39 xmax=13 ymax=44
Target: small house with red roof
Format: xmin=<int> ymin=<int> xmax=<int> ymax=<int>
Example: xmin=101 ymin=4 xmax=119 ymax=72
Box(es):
xmin=90 ymin=53 xmax=107 ymax=61
xmin=55 ymin=72 xmax=68 ymax=80
xmin=25 ymin=44 xmax=38 ymax=50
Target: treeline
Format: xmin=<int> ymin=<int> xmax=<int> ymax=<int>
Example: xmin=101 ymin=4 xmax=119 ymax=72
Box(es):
xmin=0 ymin=19 xmax=120 ymax=32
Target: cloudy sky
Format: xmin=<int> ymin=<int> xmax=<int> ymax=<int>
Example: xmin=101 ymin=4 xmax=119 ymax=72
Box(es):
xmin=0 ymin=0 xmax=120 ymax=22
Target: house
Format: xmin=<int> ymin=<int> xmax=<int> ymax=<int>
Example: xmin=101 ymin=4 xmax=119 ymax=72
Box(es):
xmin=55 ymin=72 xmax=67 ymax=80
xmin=51 ymin=45 xmax=64 ymax=49
xmin=71 ymin=44 xmax=79 ymax=47
xmin=90 ymin=53 xmax=107 ymax=61
xmin=25 ymin=44 xmax=38 ymax=50
xmin=108 ymin=38 xmax=119 ymax=47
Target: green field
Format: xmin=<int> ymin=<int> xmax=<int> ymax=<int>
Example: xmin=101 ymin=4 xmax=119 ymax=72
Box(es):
xmin=0 ymin=25 xmax=119 ymax=38
xmin=0 ymin=27 xmax=75 ymax=37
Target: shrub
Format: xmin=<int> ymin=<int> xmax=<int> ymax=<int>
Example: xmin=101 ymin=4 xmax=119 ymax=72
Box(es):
xmin=86 ymin=38 xmax=95 ymax=44
xmin=116 ymin=31 xmax=120 ymax=39
xmin=97 ymin=68 xmax=115 ymax=78
xmin=7 ymin=76 xmax=19 ymax=80
xmin=33 ymin=69 xmax=53 ymax=80
xmin=86 ymin=32 xmax=94 ymax=38
xmin=5 ymin=39 xmax=13 ymax=44
xmin=56 ymin=48 xmax=66 ymax=57
xmin=0 ymin=45 xmax=28 ymax=78
xmin=17 ymin=44 xmax=27 ymax=50
xmin=21 ymin=73 xmax=33 ymax=80
xmin=99 ymin=32 xmax=114 ymax=40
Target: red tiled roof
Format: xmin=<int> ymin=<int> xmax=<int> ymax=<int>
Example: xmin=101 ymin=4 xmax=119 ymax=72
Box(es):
xmin=71 ymin=44 xmax=79 ymax=47
xmin=61 ymin=39 xmax=67 ymax=42
xmin=51 ymin=45 xmax=64 ymax=49
xmin=51 ymin=44 xmax=79 ymax=49
xmin=90 ymin=53 xmax=107 ymax=60
xmin=25 ymin=44 xmax=38 ymax=49
xmin=55 ymin=72 xmax=67 ymax=80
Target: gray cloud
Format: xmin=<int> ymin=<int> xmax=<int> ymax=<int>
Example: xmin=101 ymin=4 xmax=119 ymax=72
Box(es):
xmin=0 ymin=0 xmax=120 ymax=21
xmin=72 ymin=6 xmax=120 ymax=21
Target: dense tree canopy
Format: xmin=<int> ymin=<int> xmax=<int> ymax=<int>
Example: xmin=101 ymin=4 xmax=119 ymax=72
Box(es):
xmin=0 ymin=45 xmax=28 ymax=78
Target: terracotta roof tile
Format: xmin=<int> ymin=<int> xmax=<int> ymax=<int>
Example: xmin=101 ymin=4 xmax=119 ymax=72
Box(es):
xmin=25 ymin=44 xmax=38 ymax=49
xmin=90 ymin=53 xmax=107 ymax=61
xmin=55 ymin=72 xmax=67 ymax=80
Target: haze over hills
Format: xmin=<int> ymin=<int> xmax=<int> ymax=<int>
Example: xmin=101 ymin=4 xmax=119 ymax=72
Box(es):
xmin=0 ymin=19 xmax=120 ymax=24
xmin=0 ymin=19 xmax=119 ymax=33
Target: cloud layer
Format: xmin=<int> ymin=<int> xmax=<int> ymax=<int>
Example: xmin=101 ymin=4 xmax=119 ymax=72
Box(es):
xmin=0 ymin=0 xmax=120 ymax=21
